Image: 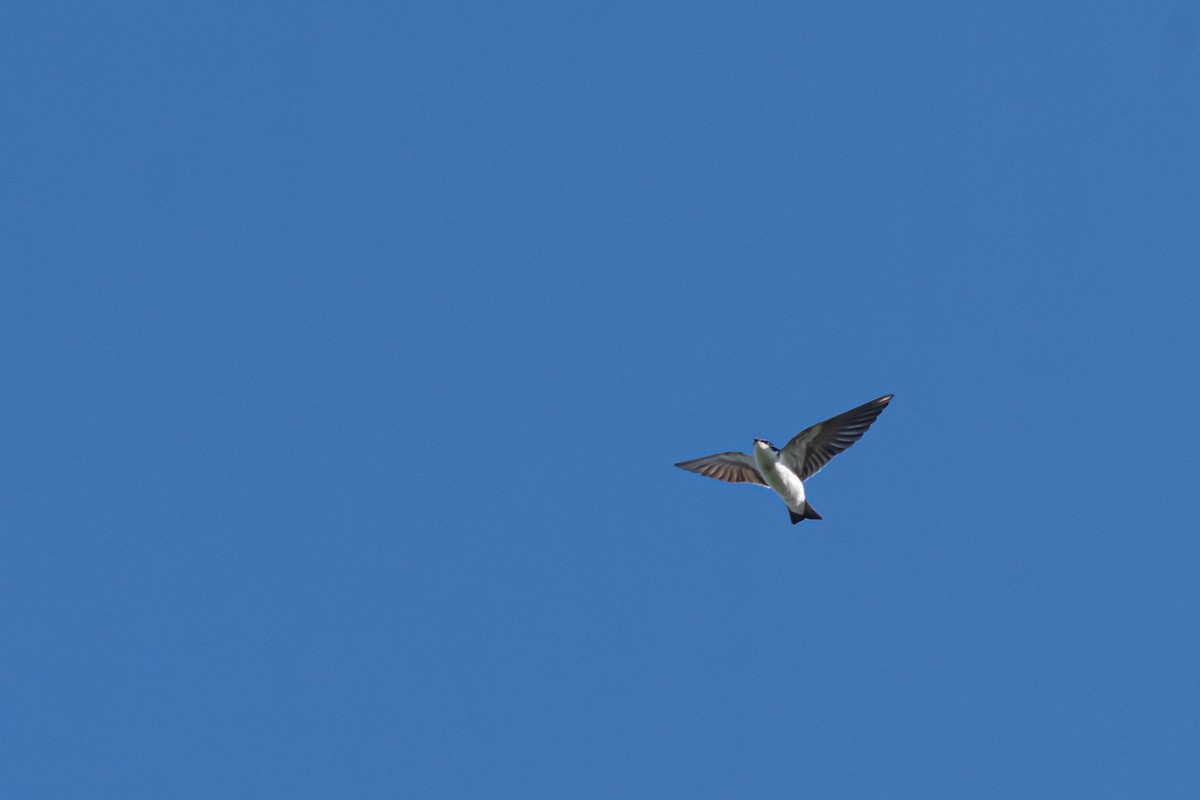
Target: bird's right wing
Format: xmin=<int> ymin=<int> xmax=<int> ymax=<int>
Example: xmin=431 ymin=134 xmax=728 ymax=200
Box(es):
xmin=673 ymin=452 xmax=767 ymax=486
xmin=779 ymin=395 xmax=893 ymax=480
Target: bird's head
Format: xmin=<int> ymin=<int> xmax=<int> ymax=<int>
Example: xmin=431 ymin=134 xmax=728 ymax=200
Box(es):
xmin=753 ymin=438 xmax=778 ymax=453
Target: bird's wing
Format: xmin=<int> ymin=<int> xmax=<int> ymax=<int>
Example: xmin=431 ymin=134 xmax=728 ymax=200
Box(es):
xmin=780 ymin=395 xmax=893 ymax=481
xmin=674 ymin=452 xmax=767 ymax=486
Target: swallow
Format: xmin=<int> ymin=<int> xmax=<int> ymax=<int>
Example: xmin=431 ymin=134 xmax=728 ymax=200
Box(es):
xmin=675 ymin=395 xmax=893 ymax=524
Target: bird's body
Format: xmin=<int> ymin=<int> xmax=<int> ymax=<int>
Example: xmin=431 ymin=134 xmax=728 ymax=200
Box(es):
xmin=752 ymin=440 xmax=814 ymax=523
xmin=675 ymin=395 xmax=893 ymax=524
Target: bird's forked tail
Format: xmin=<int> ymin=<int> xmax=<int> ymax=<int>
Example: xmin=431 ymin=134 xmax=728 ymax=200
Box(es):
xmin=788 ymin=503 xmax=823 ymax=524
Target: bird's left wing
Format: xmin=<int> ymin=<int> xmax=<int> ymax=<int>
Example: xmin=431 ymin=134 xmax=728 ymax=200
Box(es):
xmin=673 ymin=452 xmax=767 ymax=486
xmin=780 ymin=395 xmax=893 ymax=481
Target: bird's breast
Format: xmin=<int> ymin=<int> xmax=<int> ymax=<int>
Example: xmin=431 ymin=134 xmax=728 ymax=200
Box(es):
xmin=755 ymin=451 xmax=806 ymax=507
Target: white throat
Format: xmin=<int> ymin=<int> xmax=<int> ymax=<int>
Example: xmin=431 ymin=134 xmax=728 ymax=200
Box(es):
xmin=752 ymin=440 xmax=777 ymax=466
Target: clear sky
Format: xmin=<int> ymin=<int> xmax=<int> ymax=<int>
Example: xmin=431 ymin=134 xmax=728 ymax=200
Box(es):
xmin=4 ymin=1 xmax=1198 ymax=797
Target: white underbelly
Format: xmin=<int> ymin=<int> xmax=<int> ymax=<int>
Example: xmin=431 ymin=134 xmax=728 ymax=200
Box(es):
xmin=757 ymin=457 xmax=807 ymax=509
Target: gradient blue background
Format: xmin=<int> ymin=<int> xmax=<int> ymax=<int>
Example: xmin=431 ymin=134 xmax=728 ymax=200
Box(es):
xmin=4 ymin=1 xmax=1198 ymax=796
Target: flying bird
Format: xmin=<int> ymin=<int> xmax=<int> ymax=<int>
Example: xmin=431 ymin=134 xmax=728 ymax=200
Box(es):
xmin=674 ymin=395 xmax=893 ymax=524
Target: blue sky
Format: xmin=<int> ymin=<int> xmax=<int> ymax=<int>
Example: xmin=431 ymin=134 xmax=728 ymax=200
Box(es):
xmin=3 ymin=1 xmax=1199 ymax=796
